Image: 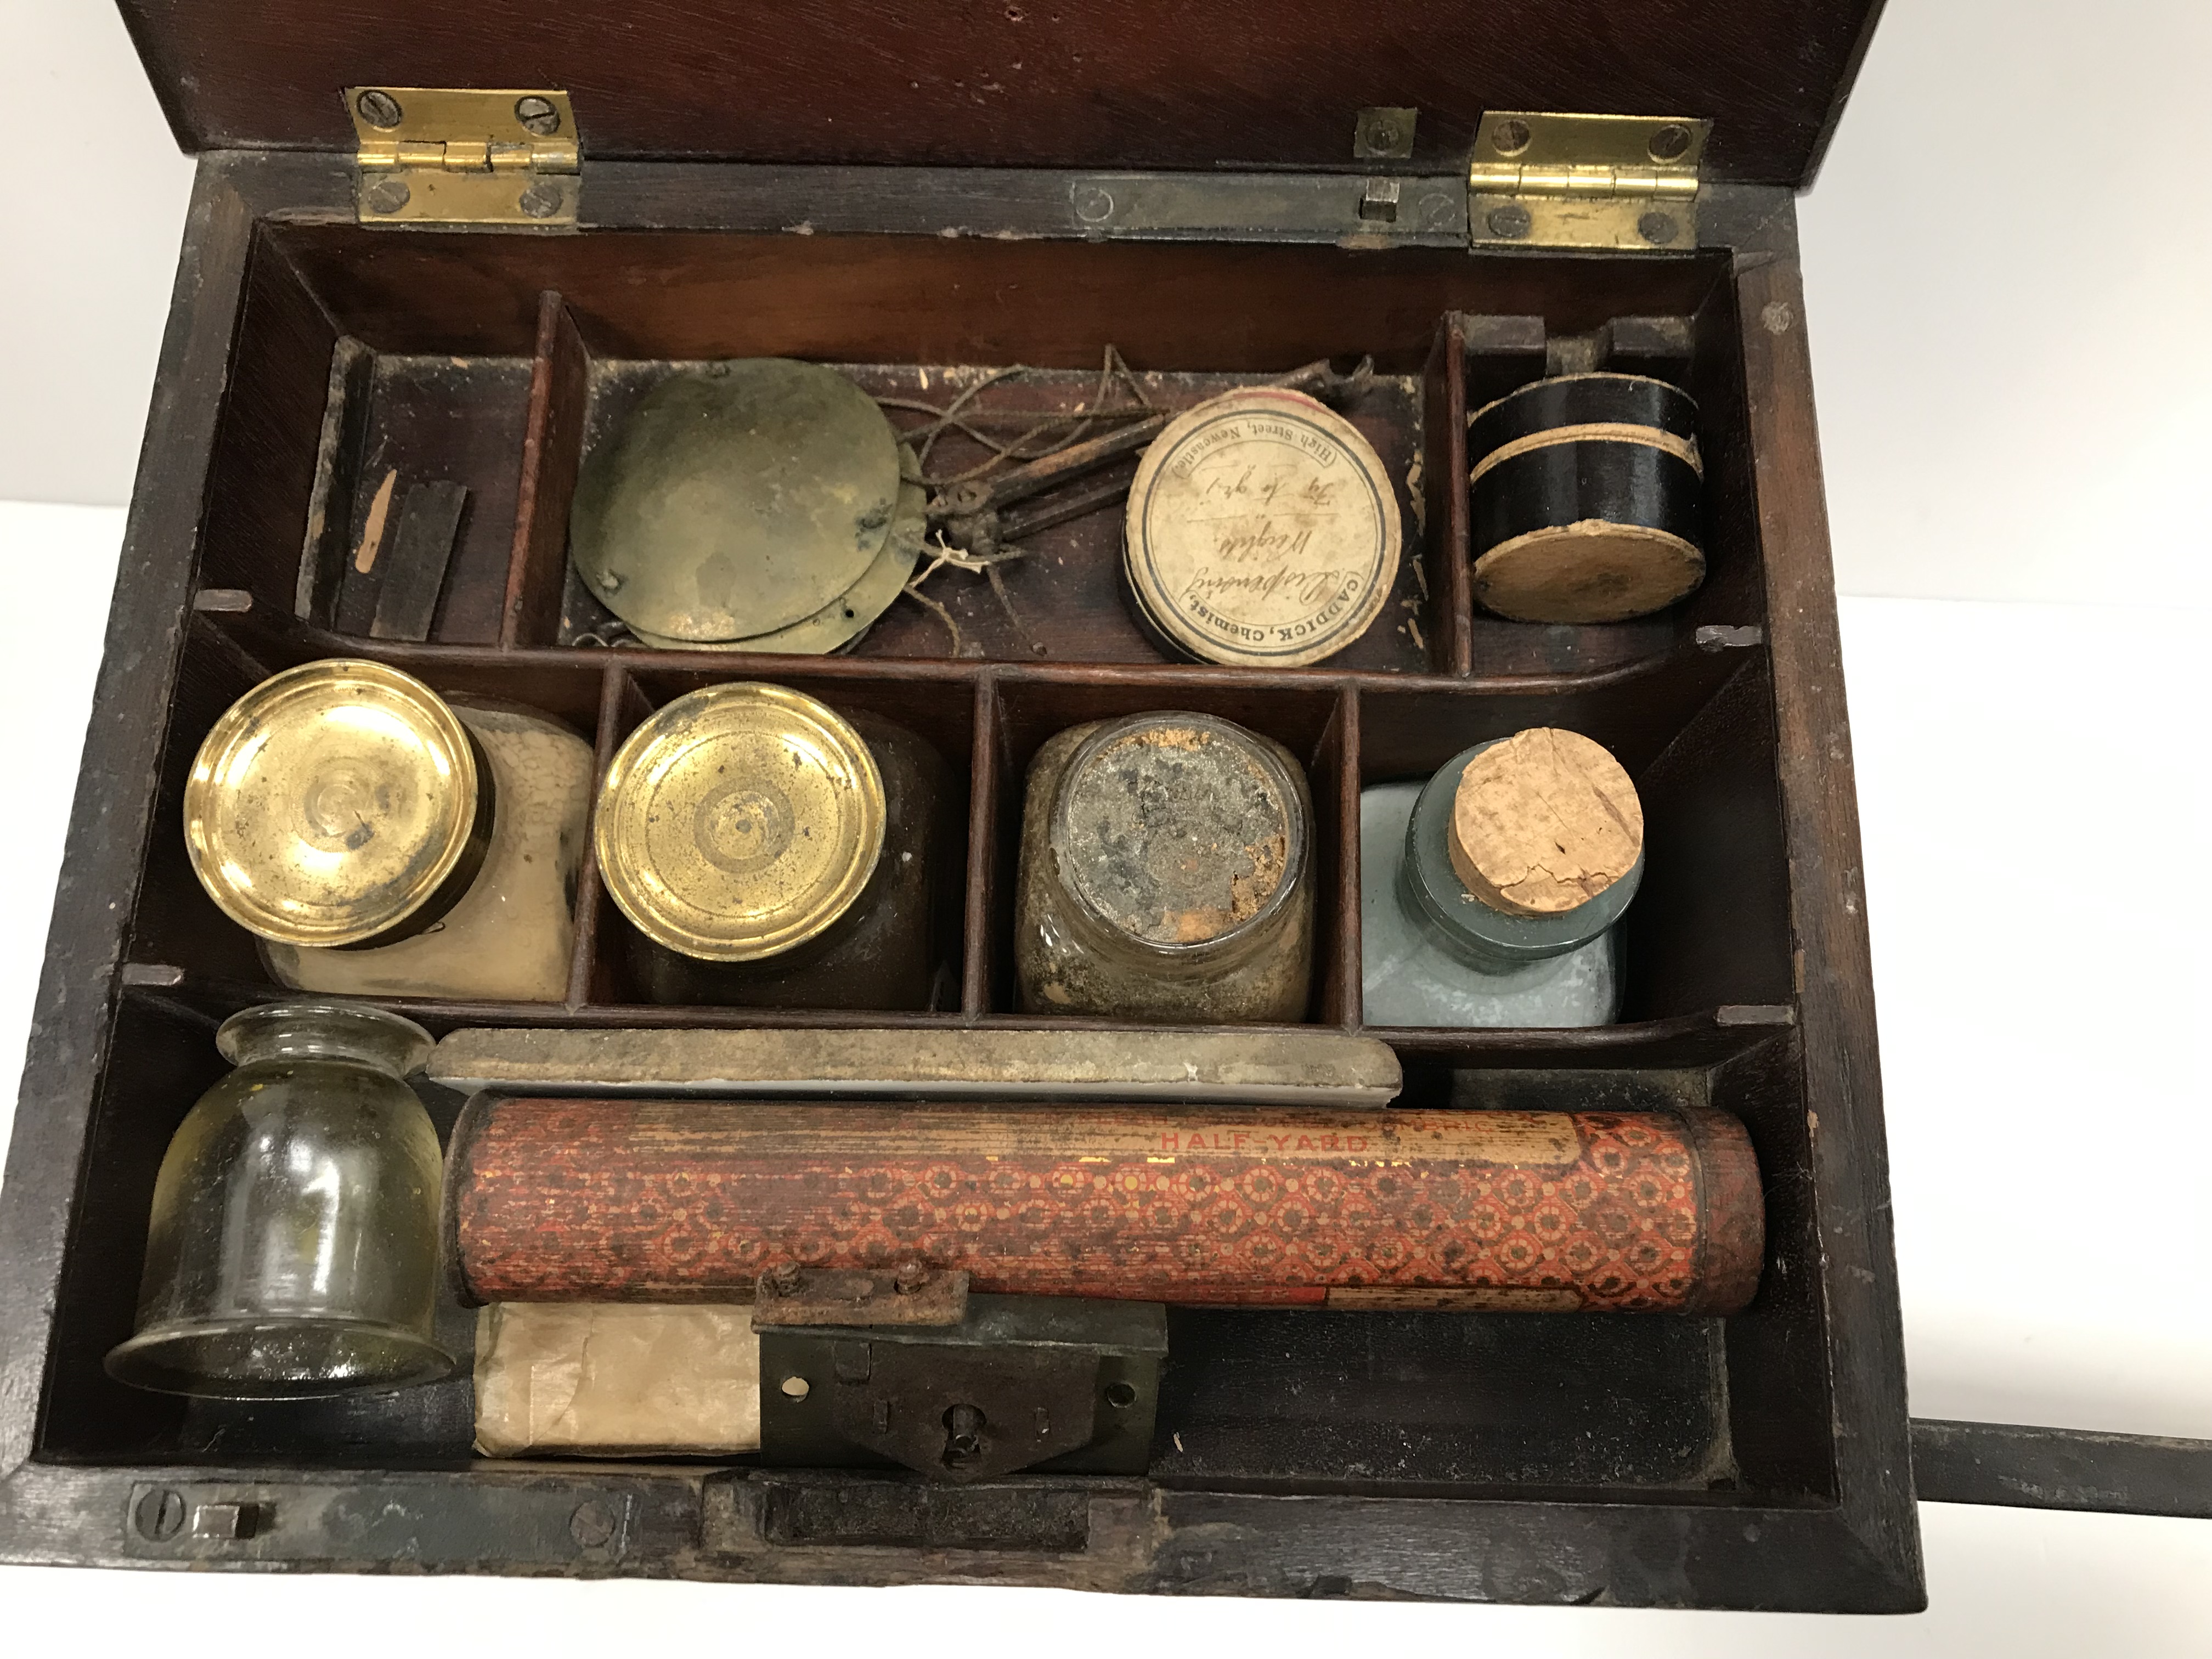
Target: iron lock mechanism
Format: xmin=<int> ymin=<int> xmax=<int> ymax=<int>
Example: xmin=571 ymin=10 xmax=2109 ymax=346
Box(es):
xmin=758 ymin=1294 xmax=1167 ymax=1483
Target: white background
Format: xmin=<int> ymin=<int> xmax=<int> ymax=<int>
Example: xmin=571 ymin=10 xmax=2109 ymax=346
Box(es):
xmin=1 ymin=0 xmax=2208 ymax=1651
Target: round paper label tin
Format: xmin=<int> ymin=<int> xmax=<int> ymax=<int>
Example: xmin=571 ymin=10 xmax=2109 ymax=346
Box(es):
xmin=1124 ymin=387 xmax=1398 ymax=668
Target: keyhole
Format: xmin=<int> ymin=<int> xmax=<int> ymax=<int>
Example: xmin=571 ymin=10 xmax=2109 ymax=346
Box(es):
xmin=943 ymin=1403 xmax=986 ymax=1466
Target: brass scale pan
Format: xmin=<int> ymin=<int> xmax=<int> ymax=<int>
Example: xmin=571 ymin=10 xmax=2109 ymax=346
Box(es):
xmin=569 ymin=359 xmax=923 ymax=654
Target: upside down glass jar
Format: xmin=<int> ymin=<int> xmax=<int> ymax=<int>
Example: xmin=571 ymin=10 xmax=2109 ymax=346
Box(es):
xmin=185 ymin=659 xmax=592 ymax=1002
xmin=105 ymin=1000 xmax=453 ymax=1397
xmin=595 ymin=682 xmax=961 ymax=1009
xmin=1014 ymin=711 xmax=1314 ymax=1024
xmin=1361 ymin=727 xmax=1644 ymax=1028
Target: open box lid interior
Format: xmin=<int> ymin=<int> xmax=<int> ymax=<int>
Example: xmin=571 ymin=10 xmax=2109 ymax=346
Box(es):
xmin=117 ymin=0 xmax=1884 ymax=188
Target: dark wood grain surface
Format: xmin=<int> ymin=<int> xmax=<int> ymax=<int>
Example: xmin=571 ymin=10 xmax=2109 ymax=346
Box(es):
xmin=115 ymin=0 xmax=1883 ymax=188
xmin=1728 ymin=202 xmax=1921 ymax=1593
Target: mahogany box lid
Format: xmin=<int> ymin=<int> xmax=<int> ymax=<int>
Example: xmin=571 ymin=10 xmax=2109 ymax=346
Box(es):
xmin=116 ymin=0 xmax=1887 ymax=187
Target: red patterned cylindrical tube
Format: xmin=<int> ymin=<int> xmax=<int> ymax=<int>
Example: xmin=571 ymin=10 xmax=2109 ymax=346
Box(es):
xmin=447 ymin=1099 xmax=1763 ymax=1314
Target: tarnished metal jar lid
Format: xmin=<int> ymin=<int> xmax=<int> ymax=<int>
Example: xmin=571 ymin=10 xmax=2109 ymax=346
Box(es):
xmin=183 ymin=659 xmax=487 ymax=949
xmin=1051 ymin=712 xmax=1307 ymax=954
xmin=569 ymin=360 xmax=903 ymax=643
xmin=595 ymin=683 xmax=886 ymax=962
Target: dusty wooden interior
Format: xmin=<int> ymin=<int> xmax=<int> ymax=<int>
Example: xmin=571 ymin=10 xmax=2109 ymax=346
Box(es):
xmin=31 ymin=218 xmax=1846 ymax=1556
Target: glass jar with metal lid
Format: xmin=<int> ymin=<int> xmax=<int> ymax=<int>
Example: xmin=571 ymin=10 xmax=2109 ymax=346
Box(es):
xmin=1014 ymin=711 xmax=1314 ymax=1023
xmin=595 ymin=682 xmax=960 ymax=1009
xmin=184 ymin=659 xmax=593 ymax=1002
xmin=1360 ymin=727 xmax=1644 ymax=1028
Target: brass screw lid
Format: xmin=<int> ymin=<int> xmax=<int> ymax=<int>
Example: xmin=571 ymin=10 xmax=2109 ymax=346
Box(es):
xmin=595 ymin=684 xmax=886 ymax=962
xmin=183 ymin=659 xmax=484 ymax=947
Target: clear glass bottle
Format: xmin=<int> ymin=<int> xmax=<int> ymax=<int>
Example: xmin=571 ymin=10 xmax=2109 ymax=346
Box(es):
xmin=1360 ymin=730 xmax=1643 ymax=1028
xmin=1015 ymin=712 xmax=1314 ymax=1024
xmin=597 ymin=684 xmax=960 ymax=1010
xmin=105 ymin=1000 xmax=454 ymax=1397
xmin=187 ymin=661 xmax=592 ymax=1003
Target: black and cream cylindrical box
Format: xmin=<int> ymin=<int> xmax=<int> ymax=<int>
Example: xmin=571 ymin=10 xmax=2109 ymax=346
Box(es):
xmin=1467 ymin=373 xmax=1705 ymax=624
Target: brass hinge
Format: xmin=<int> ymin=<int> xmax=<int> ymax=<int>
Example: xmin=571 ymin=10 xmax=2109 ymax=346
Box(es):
xmin=346 ymin=87 xmax=579 ymax=228
xmin=1467 ymin=111 xmax=1708 ymax=252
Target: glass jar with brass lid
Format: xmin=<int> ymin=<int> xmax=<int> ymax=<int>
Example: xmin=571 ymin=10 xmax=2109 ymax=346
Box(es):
xmin=595 ymin=682 xmax=960 ymax=1009
xmin=184 ymin=659 xmax=592 ymax=1002
xmin=1013 ymin=711 xmax=1316 ymax=1023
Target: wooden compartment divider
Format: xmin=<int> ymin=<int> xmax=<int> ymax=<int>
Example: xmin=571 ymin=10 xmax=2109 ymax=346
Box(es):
xmin=959 ymin=674 xmax=1003 ymax=1017
xmin=1420 ymin=316 xmax=1474 ymax=675
xmin=503 ymin=290 xmax=591 ymax=650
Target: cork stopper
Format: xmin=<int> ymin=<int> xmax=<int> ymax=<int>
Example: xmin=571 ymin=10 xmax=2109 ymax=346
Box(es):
xmin=1446 ymin=729 xmax=1643 ymax=917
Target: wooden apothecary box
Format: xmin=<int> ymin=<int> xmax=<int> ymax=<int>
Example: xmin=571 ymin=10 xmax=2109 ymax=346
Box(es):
xmin=0 ymin=0 xmax=1919 ymax=1611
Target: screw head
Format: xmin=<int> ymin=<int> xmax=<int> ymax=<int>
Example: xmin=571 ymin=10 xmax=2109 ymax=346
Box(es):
xmin=515 ymin=95 xmax=561 ymax=136
xmin=1358 ymin=114 xmax=1403 ymax=153
xmin=1492 ymin=117 xmax=1532 ymax=156
xmin=134 ymin=1488 xmax=185 ymax=1542
xmin=1486 ymin=204 xmax=1532 ymax=240
xmin=893 ymin=1260 xmax=929 ymax=1294
xmin=569 ymin=1500 xmax=616 ymax=1549
xmin=354 ymin=89 xmax=403 ymax=129
xmin=517 ymin=181 xmax=565 ymax=220
xmin=768 ymin=1262 xmax=803 ymax=1295
xmin=1638 ymin=211 xmax=1680 ymax=246
xmin=1071 ymin=183 xmax=1114 ymax=224
xmin=364 ymin=177 xmax=411 ymax=215
xmin=1647 ymin=123 xmax=1692 ymax=163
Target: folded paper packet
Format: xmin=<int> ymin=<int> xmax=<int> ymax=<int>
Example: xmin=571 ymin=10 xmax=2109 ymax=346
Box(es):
xmin=473 ymin=1302 xmax=760 ymax=1456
